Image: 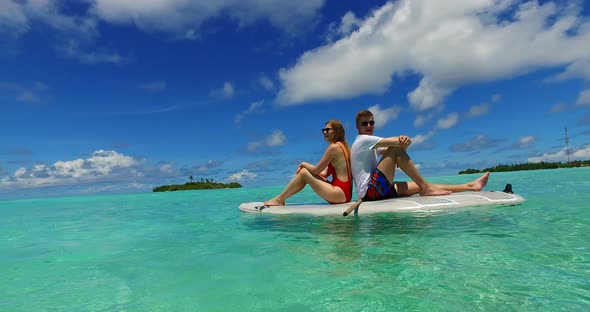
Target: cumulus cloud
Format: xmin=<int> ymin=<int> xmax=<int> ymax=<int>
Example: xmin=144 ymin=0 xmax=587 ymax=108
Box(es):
xmin=276 ymin=1 xmax=590 ymax=109
xmin=193 ymin=160 xmax=223 ymax=173
xmin=436 ymin=112 xmax=459 ymax=129
xmin=260 ymin=75 xmax=274 ymax=91
xmin=0 ymin=150 xmax=142 ymax=190
xmin=528 ymin=145 xmax=590 ymax=162
xmin=466 ymin=103 xmax=490 ymax=118
xmin=414 ymin=112 xmax=435 ymax=128
xmin=327 ymin=11 xmax=362 ymax=42
xmin=577 ymin=89 xmax=590 ymax=106
xmin=412 ymin=130 xmax=436 ymax=146
xmin=547 ymin=60 xmax=590 ymax=82
xmin=266 ymin=130 xmax=287 ymax=147
xmin=89 ymin=0 xmax=324 ymax=38
xmin=515 ymin=135 xmax=536 ymax=148
xmin=211 ymin=81 xmax=235 ymax=99
xmin=367 ymin=104 xmax=401 ymax=130
xmin=246 ymin=130 xmax=287 ymax=153
xmin=3 ymin=0 xmax=325 ymax=63
xmin=235 ymin=100 xmax=264 ymax=125
xmin=0 ymin=0 xmax=29 ymax=38
xmin=226 ymin=169 xmax=257 ymax=182
xmin=55 ymin=39 xmax=127 ymax=64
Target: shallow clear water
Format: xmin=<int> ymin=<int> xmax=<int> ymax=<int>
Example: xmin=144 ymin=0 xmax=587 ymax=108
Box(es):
xmin=1 ymin=168 xmax=589 ymax=311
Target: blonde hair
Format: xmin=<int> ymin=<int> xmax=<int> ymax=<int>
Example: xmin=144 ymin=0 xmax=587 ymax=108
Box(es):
xmin=325 ymin=119 xmax=350 ymax=156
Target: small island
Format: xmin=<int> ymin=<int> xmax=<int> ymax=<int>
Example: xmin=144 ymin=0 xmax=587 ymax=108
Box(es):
xmin=459 ymin=160 xmax=590 ymax=174
xmin=153 ymin=176 xmax=242 ymax=192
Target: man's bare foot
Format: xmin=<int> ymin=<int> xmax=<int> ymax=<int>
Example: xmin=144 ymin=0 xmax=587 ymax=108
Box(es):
xmin=468 ymin=171 xmax=489 ymax=191
xmin=420 ymin=185 xmax=452 ymax=196
xmin=263 ymin=198 xmax=285 ymax=206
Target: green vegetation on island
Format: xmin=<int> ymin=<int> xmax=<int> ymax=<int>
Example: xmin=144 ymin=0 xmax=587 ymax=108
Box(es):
xmin=459 ymin=160 xmax=590 ymax=174
xmin=152 ymin=176 xmax=242 ymax=192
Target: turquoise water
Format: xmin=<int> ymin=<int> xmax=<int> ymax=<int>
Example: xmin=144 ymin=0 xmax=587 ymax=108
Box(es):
xmin=1 ymin=168 xmax=589 ymax=311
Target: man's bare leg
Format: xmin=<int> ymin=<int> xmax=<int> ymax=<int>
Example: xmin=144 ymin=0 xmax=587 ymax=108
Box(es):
xmin=377 ymin=147 xmax=451 ymax=196
xmin=395 ymin=171 xmax=490 ymax=197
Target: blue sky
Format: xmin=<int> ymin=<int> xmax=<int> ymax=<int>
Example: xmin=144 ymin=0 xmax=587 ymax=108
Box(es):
xmin=1 ymin=0 xmax=590 ymax=199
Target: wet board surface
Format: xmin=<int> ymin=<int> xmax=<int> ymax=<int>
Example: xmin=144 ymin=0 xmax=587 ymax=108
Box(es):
xmin=239 ymin=191 xmax=525 ymax=216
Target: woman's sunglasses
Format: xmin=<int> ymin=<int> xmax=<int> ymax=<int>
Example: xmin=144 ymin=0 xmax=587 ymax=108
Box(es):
xmin=322 ymin=128 xmax=333 ymax=133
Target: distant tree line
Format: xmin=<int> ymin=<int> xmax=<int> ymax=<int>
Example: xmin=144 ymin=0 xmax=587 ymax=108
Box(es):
xmin=153 ymin=176 xmax=242 ymax=192
xmin=458 ymin=160 xmax=590 ymax=174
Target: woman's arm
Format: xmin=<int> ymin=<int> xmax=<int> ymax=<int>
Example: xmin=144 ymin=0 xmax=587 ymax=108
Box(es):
xmin=299 ymin=144 xmax=337 ymax=175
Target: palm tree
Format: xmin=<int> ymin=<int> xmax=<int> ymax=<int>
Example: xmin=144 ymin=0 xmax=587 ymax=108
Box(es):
xmin=189 ymin=175 xmax=194 ymax=183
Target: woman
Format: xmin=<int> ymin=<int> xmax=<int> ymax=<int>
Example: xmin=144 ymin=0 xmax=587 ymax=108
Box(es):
xmin=263 ymin=120 xmax=353 ymax=206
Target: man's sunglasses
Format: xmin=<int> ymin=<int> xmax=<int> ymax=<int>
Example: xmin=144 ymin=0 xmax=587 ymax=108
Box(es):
xmin=361 ymin=120 xmax=375 ymax=126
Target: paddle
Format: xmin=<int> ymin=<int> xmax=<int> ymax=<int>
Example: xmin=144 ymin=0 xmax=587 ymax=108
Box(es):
xmin=342 ymin=199 xmax=363 ymax=216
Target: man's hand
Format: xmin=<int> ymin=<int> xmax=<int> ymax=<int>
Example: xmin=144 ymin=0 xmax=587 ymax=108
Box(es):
xmin=398 ymin=135 xmax=412 ymax=149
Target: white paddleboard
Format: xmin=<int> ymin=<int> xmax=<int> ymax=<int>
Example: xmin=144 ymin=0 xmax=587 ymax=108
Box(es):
xmin=239 ymin=191 xmax=525 ymax=216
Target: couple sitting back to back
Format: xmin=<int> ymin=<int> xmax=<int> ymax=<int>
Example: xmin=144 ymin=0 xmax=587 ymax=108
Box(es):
xmin=263 ymin=110 xmax=489 ymax=206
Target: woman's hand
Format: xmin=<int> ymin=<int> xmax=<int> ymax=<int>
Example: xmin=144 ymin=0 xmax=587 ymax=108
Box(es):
xmin=296 ymin=162 xmax=309 ymax=174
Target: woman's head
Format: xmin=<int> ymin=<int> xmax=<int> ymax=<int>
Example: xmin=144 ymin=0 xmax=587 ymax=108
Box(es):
xmin=324 ymin=120 xmax=346 ymax=143
xmin=323 ymin=119 xmax=351 ymax=157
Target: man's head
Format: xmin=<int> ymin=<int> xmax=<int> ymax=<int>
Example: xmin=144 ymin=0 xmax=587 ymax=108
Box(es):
xmin=355 ymin=110 xmax=375 ymax=135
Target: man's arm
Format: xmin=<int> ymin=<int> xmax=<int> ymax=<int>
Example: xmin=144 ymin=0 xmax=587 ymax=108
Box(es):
xmin=373 ymin=135 xmax=411 ymax=149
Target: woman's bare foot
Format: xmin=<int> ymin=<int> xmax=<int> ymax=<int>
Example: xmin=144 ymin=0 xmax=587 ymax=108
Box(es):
xmin=468 ymin=171 xmax=489 ymax=191
xmin=263 ymin=198 xmax=285 ymax=206
xmin=420 ymin=185 xmax=452 ymax=196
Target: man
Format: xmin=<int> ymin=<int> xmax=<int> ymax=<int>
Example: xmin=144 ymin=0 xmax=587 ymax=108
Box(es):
xmin=350 ymin=109 xmax=489 ymax=201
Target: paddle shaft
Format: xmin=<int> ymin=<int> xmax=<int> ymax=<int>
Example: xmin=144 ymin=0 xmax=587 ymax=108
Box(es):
xmin=343 ymin=199 xmax=363 ymax=216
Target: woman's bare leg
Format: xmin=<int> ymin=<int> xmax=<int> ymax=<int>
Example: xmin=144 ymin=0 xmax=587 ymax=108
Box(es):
xmin=264 ymin=168 xmax=346 ymax=205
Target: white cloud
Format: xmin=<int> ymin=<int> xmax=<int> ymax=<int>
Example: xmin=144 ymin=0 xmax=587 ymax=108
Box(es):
xmin=412 ymin=130 xmax=436 ymax=146
xmin=436 ymin=112 xmax=459 ymax=129
xmin=576 ymin=89 xmax=590 ymax=106
xmin=0 ymin=0 xmax=29 ymax=38
xmin=211 ymin=81 xmax=235 ymax=99
xmin=260 ymin=76 xmax=274 ymax=91
xmin=1 ymin=150 xmax=141 ymax=189
xmin=517 ymin=135 xmax=536 ymax=148
xmin=547 ymin=60 xmax=590 ymax=82
xmin=276 ymin=0 xmax=590 ymax=109
xmin=367 ymin=104 xmax=401 ymax=130
xmin=450 ymin=134 xmax=502 ymax=152
xmin=56 ymin=39 xmax=127 ymax=64
xmin=266 ymin=130 xmax=287 ymax=147
xmin=226 ymin=169 xmax=257 ymax=182
xmin=194 ymin=160 xmax=223 ymax=172
xmin=235 ymin=100 xmax=264 ymax=125
xmin=90 ymin=0 xmax=325 ymax=37
xmin=223 ymin=82 xmax=234 ymax=98
xmin=414 ymin=113 xmax=435 ymax=128
xmin=466 ymin=103 xmax=490 ymax=118
xmin=246 ymin=130 xmax=287 ymax=152
xmin=327 ymin=11 xmax=362 ymax=42
xmin=529 ymin=145 xmax=590 ymax=163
